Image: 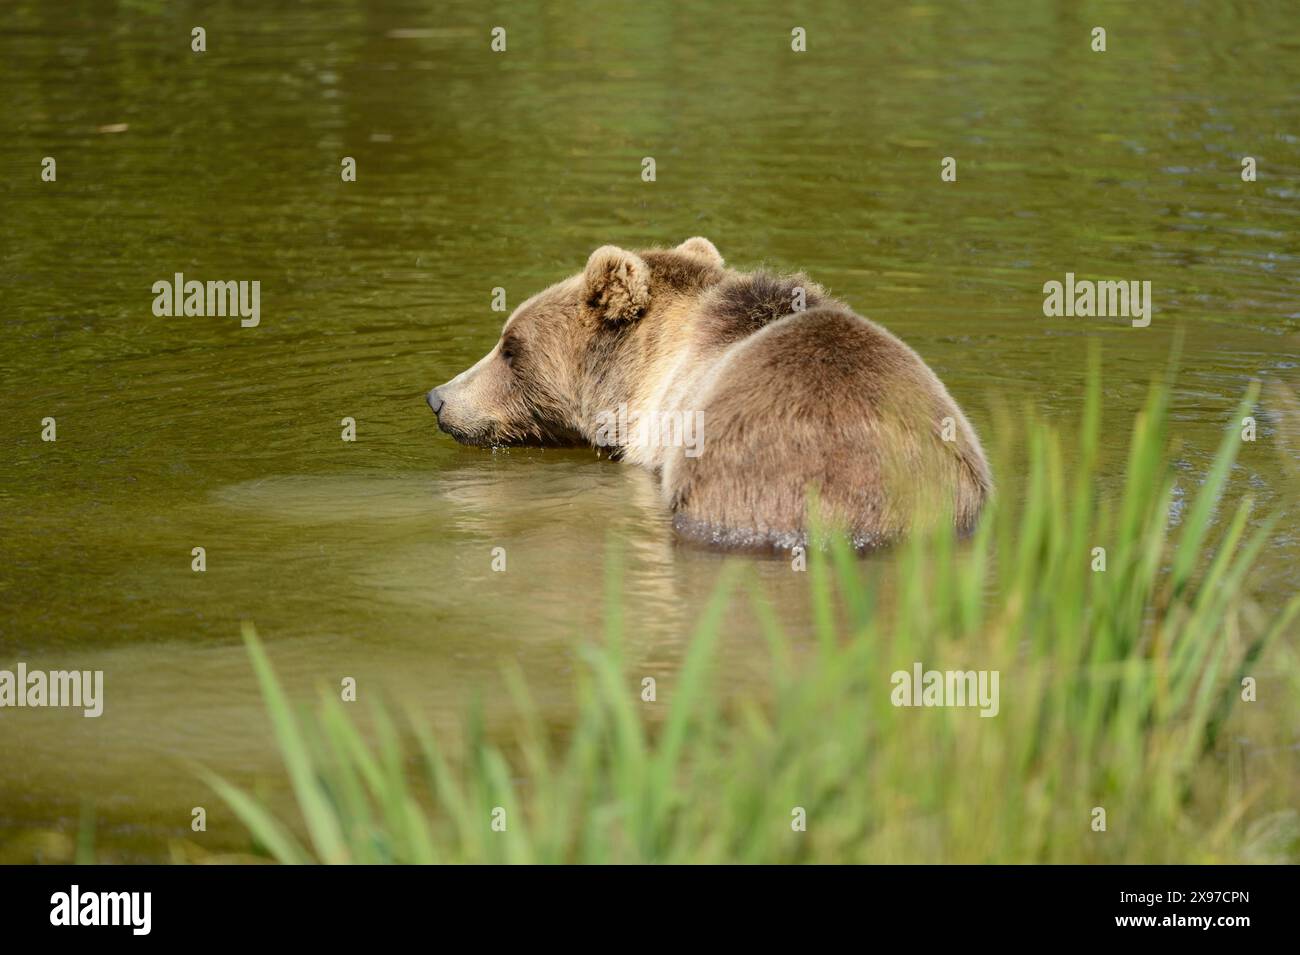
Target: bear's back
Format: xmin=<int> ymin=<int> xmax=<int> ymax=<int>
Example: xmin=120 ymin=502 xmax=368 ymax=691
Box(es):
xmin=663 ymin=304 xmax=991 ymax=551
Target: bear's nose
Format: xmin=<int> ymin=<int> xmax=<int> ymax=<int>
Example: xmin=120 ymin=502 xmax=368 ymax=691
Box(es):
xmin=426 ymin=388 xmax=445 ymax=416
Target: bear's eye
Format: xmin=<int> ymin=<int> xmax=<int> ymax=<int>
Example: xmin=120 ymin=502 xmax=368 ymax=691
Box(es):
xmin=499 ymin=338 xmax=519 ymax=369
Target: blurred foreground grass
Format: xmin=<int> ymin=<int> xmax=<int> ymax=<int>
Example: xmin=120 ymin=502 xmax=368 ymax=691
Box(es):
xmin=207 ymin=363 xmax=1300 ymax=863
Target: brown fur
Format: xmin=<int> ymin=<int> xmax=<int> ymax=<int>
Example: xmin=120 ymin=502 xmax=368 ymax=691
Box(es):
xmin=695 ymin=271 xmax=826 ymax=348
xmin=665 ymin=306 xmax=989 ymax=550
xmin=427 ymin=238 xmax=991 ymax=551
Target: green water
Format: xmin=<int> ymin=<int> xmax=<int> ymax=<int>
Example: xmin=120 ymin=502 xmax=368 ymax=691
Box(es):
xmin=1 ymin=1 xmax=1296 ymax=861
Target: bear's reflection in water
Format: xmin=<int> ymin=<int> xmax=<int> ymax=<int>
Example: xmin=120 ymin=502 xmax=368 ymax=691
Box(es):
xmin=212 ymin=454 xmax=814 ymax=700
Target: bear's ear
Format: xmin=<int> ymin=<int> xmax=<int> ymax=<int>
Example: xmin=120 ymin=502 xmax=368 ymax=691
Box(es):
xmin=675 ymin=236 xmax=724 ymax=267
xmin=584 ymin=245 xmax=651 ymax=323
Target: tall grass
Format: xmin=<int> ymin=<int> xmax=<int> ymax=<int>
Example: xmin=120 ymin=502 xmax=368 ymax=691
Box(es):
xmin=206 ymin=365 xmax=1300 ymax=863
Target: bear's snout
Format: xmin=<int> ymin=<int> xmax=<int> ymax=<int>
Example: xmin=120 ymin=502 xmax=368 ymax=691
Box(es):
xmin=427 ymin=386 xmax=457 ymax=436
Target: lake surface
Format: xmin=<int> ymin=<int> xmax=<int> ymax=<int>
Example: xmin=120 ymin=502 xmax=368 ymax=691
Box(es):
xmin=1 ymin=0 xmax=1296 ymax=861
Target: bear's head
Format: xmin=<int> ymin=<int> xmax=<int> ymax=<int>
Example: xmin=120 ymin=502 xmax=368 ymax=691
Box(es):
xmin=427 ymin=237 xmax=725 ymax=448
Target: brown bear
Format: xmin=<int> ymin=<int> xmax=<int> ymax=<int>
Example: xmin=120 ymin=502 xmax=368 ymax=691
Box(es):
xmin=427 ymin=238 xmax=991 ymax=551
